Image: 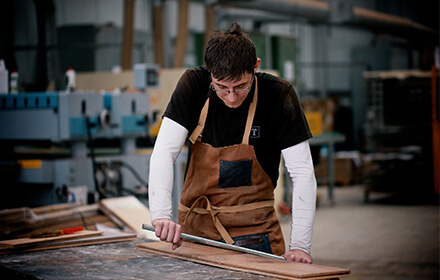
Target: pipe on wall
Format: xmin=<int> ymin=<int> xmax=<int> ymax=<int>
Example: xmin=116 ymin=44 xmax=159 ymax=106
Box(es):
xmin=215 ymin=0 xmax=437 ymax=38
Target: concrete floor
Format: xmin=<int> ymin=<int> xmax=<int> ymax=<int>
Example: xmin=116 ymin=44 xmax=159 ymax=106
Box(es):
xmin=280 ymin=185 xmax=440 ymax=280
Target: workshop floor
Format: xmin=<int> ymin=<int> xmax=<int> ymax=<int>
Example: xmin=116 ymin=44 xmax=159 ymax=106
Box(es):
xmin=279 ymin=185 xmax=440 ymax=280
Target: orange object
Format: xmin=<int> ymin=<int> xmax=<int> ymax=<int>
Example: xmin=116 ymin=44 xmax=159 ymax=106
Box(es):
xmin=60 ymin=226 xmax=84 ymax=234
xmin=30 ymin=226 xmax=84 ymax=238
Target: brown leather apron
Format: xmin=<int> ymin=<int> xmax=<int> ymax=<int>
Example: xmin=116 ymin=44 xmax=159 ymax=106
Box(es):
xmin=178 ymin=78 xmax=285 ymax=255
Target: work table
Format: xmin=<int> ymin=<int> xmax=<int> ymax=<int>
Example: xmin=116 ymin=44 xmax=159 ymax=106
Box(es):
xmin=0 ymin=239 xmax=274 ymax=280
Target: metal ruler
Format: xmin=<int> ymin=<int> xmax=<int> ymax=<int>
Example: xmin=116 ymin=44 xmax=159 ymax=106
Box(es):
xmin=142 ymin=224 xmax=285 ymax=260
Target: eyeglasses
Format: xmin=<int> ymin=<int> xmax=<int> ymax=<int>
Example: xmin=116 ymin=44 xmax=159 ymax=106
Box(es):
xmin=211 ymin=73 xmax=254 ymax=96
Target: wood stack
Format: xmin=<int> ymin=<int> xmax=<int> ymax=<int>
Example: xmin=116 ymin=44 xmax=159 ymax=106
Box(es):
xmin=0 ymin=203 xmax=116 ymax=239
xmin=0 ymin=196 xmax=159 ymax=254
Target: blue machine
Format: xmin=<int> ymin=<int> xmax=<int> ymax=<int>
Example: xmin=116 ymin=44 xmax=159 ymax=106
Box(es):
xmin=0 ymin=91 xmax=152 ymax=208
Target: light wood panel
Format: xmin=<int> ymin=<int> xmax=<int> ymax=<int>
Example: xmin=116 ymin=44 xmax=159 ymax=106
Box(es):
xmin=99 ymin=195 xmax=158 ymax=240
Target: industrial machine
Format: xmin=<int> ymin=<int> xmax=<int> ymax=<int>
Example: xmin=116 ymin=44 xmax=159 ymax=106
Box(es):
xmin=0 ymin=89 xmax=154 ymax=208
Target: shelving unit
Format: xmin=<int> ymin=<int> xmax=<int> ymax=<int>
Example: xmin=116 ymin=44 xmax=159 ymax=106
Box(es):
xmin=362 ymin=70 xmax=437 ymax=200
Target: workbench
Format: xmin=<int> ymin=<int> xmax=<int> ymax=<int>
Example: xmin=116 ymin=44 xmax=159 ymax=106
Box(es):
xmin=0 ymin=239 xmax=274 ymax=280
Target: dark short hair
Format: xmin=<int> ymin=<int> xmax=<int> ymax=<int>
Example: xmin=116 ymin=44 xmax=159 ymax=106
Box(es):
xmin=204 ymin=22 xmax=257 ymax=82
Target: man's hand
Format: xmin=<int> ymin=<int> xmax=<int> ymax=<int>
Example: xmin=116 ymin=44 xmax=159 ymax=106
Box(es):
xmin=282 ymin=249 xmax=313 ymax=264
xmin=151 ymin=218 xmax=183 ymax=250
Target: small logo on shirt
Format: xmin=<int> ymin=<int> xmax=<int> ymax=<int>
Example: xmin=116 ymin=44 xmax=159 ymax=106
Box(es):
xmin=250 ymin=126 xmax=260 ymax=138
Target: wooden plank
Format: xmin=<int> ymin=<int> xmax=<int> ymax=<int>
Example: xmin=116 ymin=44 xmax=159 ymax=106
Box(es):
xmin=0 ymin=207 xmax=35 ymax=235
xmin=0 ymin=231 xmax=136 ymax=255
xmin=30 ymin=231 xmax=136 ymax=251
xmin=0 ymin=230 xmax=103 ymax=248
xmin=99 ymin=196 xmax=158 ymax=240
xmin=138 ymin=241 xmax=351 ymax=280
xmin=204 ymin=4 xmax=216 ymax=47
xmin=173 ymin=0 xmax=189 ymax=67
xmin=32 ymin=203 xmax=83 ymax=215
xmin=153 ymin=2 xmax=165 ymax=67
xmin=121 ymin=0 xmax=135 ymax=70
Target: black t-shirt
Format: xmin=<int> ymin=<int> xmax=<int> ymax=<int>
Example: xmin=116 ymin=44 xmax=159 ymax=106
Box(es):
xmin=163 ymin=66 xmax=312 ymax=187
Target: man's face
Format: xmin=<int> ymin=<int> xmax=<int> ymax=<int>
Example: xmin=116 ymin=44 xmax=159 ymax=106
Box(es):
xmin=211 ymin=72 xmax=254 ymax=108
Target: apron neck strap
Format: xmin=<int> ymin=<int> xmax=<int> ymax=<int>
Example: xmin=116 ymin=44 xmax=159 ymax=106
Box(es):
xmin=189 ymin=97 xmax=209 ymax=144
xmin=242 ymin=77 xmax=258 ymax=145
xmin=189 ymin=77 xmax=258 ymax=145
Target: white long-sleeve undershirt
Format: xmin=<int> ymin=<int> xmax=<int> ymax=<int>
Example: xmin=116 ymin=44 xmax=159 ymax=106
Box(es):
xmin=148 ymin=117 xmax=316 ymax=255
xmin=149 ymin=117 xmax=188 ymax=221
xmin=282 ymin=142 xmax=317 ymax=255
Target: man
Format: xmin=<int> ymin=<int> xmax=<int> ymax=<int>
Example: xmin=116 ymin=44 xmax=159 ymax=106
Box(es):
xmin=149 ymin=22 xmax=317 ymax=263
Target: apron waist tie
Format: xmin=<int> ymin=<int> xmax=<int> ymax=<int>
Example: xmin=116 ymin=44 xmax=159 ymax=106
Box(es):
xmin=179 ymin=196 xmax=274 ymax=245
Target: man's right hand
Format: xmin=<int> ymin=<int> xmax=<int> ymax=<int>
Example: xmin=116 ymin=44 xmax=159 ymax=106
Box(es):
xmin=151 ymin=218 xmax=183 ymax=250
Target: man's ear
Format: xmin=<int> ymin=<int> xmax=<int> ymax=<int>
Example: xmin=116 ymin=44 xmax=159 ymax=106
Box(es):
xmin=254 ymin=58 xmax=261 ymax=72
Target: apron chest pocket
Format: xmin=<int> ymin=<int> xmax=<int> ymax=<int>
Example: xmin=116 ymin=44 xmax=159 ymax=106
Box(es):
xmin=218 ymin=159 xmax=252 ymax=188
xmin=232 ymin=233 xmax=272 ymax=254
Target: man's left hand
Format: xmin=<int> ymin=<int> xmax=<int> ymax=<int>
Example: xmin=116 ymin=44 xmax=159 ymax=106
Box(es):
xmin=282 ymin=249 xmax=313 ymax=264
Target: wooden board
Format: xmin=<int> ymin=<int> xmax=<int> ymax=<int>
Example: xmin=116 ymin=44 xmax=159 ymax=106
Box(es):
xmin=0 ymin=231 xmax=136 ymax=254
xmin=99 ymin=196 xmax=158 ymax=240
xmin=138 ymin=241 xmax=350 ymax=280
xmin=0 ymin=230 xmax=103 ymax=248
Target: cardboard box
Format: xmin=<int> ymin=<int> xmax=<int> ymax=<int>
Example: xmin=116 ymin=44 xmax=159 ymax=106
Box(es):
xmin=314 ymin=152 xmax=362 ymax=186
xmin=304 ymin=111 xmax=323 ymax=136
xmin=302 ymin=98 xmax=335 ymax=134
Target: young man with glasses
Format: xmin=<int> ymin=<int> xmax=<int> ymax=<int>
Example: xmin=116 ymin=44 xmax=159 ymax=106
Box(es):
xmin=149 ymin=22 xmax=317 ymax=263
